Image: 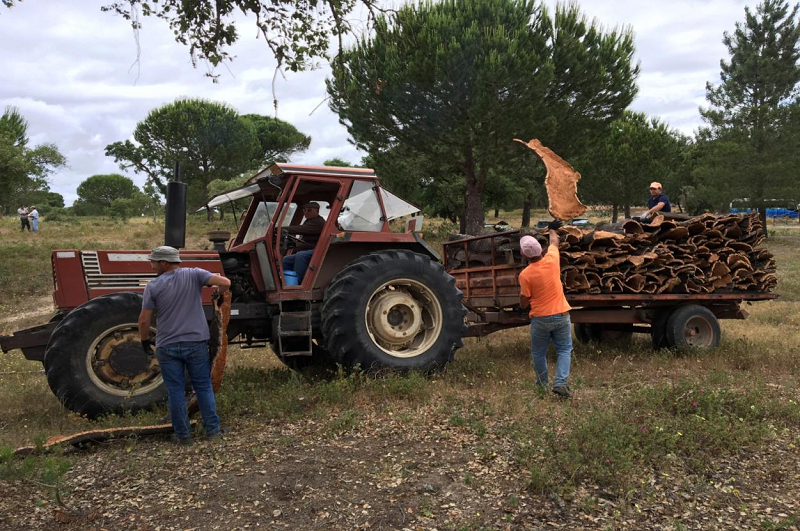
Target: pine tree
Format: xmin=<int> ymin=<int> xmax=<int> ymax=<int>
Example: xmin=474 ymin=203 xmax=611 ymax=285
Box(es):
xmin=698 ymin=0 xmax=800 ymax=222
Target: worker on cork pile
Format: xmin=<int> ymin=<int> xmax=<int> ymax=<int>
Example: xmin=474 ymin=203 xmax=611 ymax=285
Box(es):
xmin=518 ymin=220 xmax=573 ymax=398
xmin=639 ymin=181 xmax=672 ymax=222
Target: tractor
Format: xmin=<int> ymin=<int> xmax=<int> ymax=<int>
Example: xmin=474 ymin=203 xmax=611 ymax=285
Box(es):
xmin=1 ymin=164 xmax=467 ymax=418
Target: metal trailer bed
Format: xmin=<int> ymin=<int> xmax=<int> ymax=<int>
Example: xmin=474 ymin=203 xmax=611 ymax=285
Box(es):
xmin=444 ymin=230 xmax=777 ymax=348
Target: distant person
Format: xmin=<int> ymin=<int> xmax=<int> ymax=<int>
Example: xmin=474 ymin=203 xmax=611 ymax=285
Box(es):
xmin=282 ymin=202 xmax=325 ymax=283
xmin=518 ymin=220 xmax=573 ymax=398
xmin=639 ymin=182 xmax=671 ymax=221
xmin=17 ymin=205 xmax=30 ymax=231
xmin=28 ymin=206 xmax=39 ymax=232
xmin=138 ymin=246 xmax=231 ymax=445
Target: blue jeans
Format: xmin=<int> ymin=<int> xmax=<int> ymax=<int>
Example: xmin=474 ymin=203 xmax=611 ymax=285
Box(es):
xmin=282 ymin=249 xmax=314 ymax=282
xmin=530 ymin=313 xmax=572 ymax=388
xmin=31 ymin=218 xmax=39 ymax=232
xmin=156 ymin=340 xmax=221 ymax=439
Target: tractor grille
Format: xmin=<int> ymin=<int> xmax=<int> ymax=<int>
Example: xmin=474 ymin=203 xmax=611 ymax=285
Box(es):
xmin=82 ymin=251 xmax=156 ymax=288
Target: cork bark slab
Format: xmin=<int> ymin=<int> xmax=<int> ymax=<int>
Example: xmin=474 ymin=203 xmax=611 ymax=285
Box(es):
xmin=514 ymin=138 xmax=587 ymax=220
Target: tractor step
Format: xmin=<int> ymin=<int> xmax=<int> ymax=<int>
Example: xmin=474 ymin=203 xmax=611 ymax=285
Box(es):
xmin=277 ymin=301 xmax=313 ymax=356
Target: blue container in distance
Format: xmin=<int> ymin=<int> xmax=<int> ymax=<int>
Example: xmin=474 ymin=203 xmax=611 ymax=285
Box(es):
xmin=284 ymin=270 xmax=299 ymax=286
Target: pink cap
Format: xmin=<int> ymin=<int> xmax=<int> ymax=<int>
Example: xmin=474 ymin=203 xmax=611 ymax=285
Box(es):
xmin=520 ymin=235 xmax=542 ymax=258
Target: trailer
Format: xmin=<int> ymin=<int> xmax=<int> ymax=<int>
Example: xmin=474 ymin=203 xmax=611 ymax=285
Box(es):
xmin=444 ymin=230 xmax=777 ymax=349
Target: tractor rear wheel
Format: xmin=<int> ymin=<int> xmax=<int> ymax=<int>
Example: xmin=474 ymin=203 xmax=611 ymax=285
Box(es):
xmin=44 ymin=292 xmax=166 ymax=418
xmin=321 ymin=250 xmax=465 ymax=371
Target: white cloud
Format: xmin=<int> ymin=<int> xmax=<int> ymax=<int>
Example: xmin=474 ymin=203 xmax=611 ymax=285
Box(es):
xmin=1 ymin=0 xmax=752 ymax=204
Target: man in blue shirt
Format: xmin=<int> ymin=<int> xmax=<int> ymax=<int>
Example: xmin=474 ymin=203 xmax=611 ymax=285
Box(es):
xmin=642 ymin=181 xmax=671 ymax=221
xmin=137 ymin=246 xmax=231 ymax=445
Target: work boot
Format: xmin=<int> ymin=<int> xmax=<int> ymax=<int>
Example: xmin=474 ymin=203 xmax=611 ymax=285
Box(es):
xmin=170 ymin=434 xmax=193 ymax=446
xmin=552 ymin=386 xmax=572 ymax=399
xmin=207 ymin=427 xmax=229 ymax=441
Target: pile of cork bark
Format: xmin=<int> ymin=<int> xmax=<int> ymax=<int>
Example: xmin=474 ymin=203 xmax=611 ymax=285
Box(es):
xmin=446 ymin=212 xmax=777 ymax=295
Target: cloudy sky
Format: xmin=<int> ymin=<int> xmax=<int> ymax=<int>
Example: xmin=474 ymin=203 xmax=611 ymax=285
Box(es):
xmin=0 ymin=0 xmax=750 ymax=205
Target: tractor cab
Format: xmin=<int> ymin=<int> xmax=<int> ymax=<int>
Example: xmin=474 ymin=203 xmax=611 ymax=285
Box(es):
xmin=203 ymin=163 xmax=425 ymax=298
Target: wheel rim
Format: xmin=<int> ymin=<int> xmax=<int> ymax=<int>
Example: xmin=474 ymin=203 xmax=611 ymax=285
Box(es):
xmin=683 ymin=316 xmax=714 ymax=348
xmin=85 ymin=324 xmax=163 ymax=397
xmin=365 ymin=278 xmax=443 ymax=358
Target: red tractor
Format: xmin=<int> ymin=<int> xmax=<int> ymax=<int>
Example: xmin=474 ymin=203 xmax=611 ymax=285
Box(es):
xmin=1 ymin=164 xmax=467 ymax=418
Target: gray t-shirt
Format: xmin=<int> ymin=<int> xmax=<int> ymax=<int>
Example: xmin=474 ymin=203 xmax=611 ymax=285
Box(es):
xmin=142 ymin=267 xmax=214 ymax=347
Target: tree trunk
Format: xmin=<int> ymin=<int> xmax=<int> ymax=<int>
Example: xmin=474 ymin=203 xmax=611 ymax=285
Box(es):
xmin=494 ymin=207 xmax=499 ymax=219
xmin=458 ymin=214 xmax=466 ymax=234
xmin=624 ymin=204 xmax=631 ymax=219
xmin=462 ymin=145 xmax=485 ymax=235
xmin=219 ymin=209 xmax=225 ymax=221
xmin=521 ymin=193 xmax=532 ymax=228
xmin=612 ymin=204 xmax=618 ymax=223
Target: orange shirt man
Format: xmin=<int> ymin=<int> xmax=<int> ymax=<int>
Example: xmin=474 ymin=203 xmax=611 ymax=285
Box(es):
xmin=518 ymin=220 xmax=573 ymax=397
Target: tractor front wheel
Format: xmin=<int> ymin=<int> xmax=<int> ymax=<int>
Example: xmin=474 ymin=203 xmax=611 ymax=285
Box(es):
xmin=44 ymin=292 xmax=166 ymax=418
xmin=321 ymin=250 xmax=465 ymax=371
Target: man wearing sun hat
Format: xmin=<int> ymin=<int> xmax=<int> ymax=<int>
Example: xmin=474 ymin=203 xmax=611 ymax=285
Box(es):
xmin=137 ymin=246 xmax=231 ymax=445
xmin=640 ymin=181 xmax=671 ymax=221
xmin=518 ymin=220 xmax=573 ymax=398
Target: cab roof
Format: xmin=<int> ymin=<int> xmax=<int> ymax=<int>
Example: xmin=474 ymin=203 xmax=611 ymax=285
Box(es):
xmin=244 ymin=163 xmax=377 ymax=185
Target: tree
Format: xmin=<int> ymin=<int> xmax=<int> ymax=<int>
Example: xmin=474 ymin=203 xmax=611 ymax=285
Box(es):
xmin=75 ymin=173 xmax=139 ymax=214
xmin=105 ymin=98 xmax=261 ymax=219
xmin=0 ymin=105 xmax=28 ymax=147
xmin=323 ymin=158 xmax=353 ymax=167
xmin=0 ymin=107 xmax=66 ymax=214
xmin=328 ymin=0 xmax=638 ymax=234
xmin=77 ymin=174 xmax=139 ymax=209
xmin=697 ymin=0 xmax=800 ymax=222
xmin=577 ymin=111 xmax=688 ymax=222
xmin=100 ymin=0 xmax=388 ymax=77
xmin=241 ymin=114 xmax=310 ymax=164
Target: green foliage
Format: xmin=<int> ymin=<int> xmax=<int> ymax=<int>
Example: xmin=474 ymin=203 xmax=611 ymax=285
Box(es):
xmin=0 ymin=107 xmax=65 ymax=214
xmin=76 ymin=173 xmax=138 ymax=211
xmin=105 ymin=98 xmax=261 ymax=211
xmin=328 ymin=0 xmax=638 ymax=234
xmin=101 ymin=0 xmax=382 ymax=75
xmin=323 ymin=157 xmax=353 ymax=167
xmin=696 ymin=0 xmax=800 ymax=211
xmin=577 ymin=111 xmax=690 ymax=218
xmin=241 ymin=114 xmax=310 ymax=164
xmin=0 ymin=105 xmax=28 ymax=147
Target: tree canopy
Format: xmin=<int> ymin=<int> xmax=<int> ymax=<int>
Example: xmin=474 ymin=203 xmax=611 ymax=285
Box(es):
xmin=328 ymin=0 xmax=638 ymax=234
xmin=105 ymin=98 xmax=262 ymax=216
xmin=577 ymin=111 xmax=689 ymax=221
xmin=0 ymin=106 xmax=66 ymax=214
xmin=100 ymin=0 xmax=386 ymax=76
xmin=241 ymin=114 xmax=310 ymax=164
xmin=696 ymin=0 xmax=800 ymax=215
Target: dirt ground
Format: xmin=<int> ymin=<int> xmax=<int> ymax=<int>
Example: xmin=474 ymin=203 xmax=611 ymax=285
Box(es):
xmin=1 ymin=398 xmax=799 ymax=531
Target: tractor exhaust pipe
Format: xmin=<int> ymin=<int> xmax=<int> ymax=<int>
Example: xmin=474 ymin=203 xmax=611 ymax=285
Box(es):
xmin=165 ymin=161 xmax=187 ymax=248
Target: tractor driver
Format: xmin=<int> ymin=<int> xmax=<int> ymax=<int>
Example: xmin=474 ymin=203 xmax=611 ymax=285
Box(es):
xmin=282 ymin=201 xmax=325 ymax=283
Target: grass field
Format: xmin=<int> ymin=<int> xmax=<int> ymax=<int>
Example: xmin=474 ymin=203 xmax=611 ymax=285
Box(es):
xmin=0 ymin=212 xmax=798 ymax=529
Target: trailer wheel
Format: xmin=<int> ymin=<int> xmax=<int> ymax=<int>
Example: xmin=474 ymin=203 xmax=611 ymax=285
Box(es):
xmin=44 ymin=292 xmax=166 ymax=418
xmin=321 ymin=250 xmax=466 ymax=371
xmin=574 ymin=324 xmax=632 ymax=344
xmin=665 ymin=305 xmax=721 ymax=349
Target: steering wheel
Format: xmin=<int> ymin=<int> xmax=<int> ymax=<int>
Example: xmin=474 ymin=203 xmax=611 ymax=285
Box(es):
xmin=280 ymin=228 xmax=304 ymax=255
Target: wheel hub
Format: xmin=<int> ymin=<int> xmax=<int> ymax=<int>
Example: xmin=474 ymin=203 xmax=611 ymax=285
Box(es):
xmin=108 ymin=341 xmax=151 ymax=377
xmin=368 ymin=289 xmax=423 ymax=347
xmin=364 ymin=279 xmax=444 ymax=359
xmin=87 ymin=325 xmax=162 ymax=396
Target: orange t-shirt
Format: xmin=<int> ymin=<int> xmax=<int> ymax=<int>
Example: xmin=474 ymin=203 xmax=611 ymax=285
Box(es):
xmin=518 ymin=246 xmax=571 ymax=318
